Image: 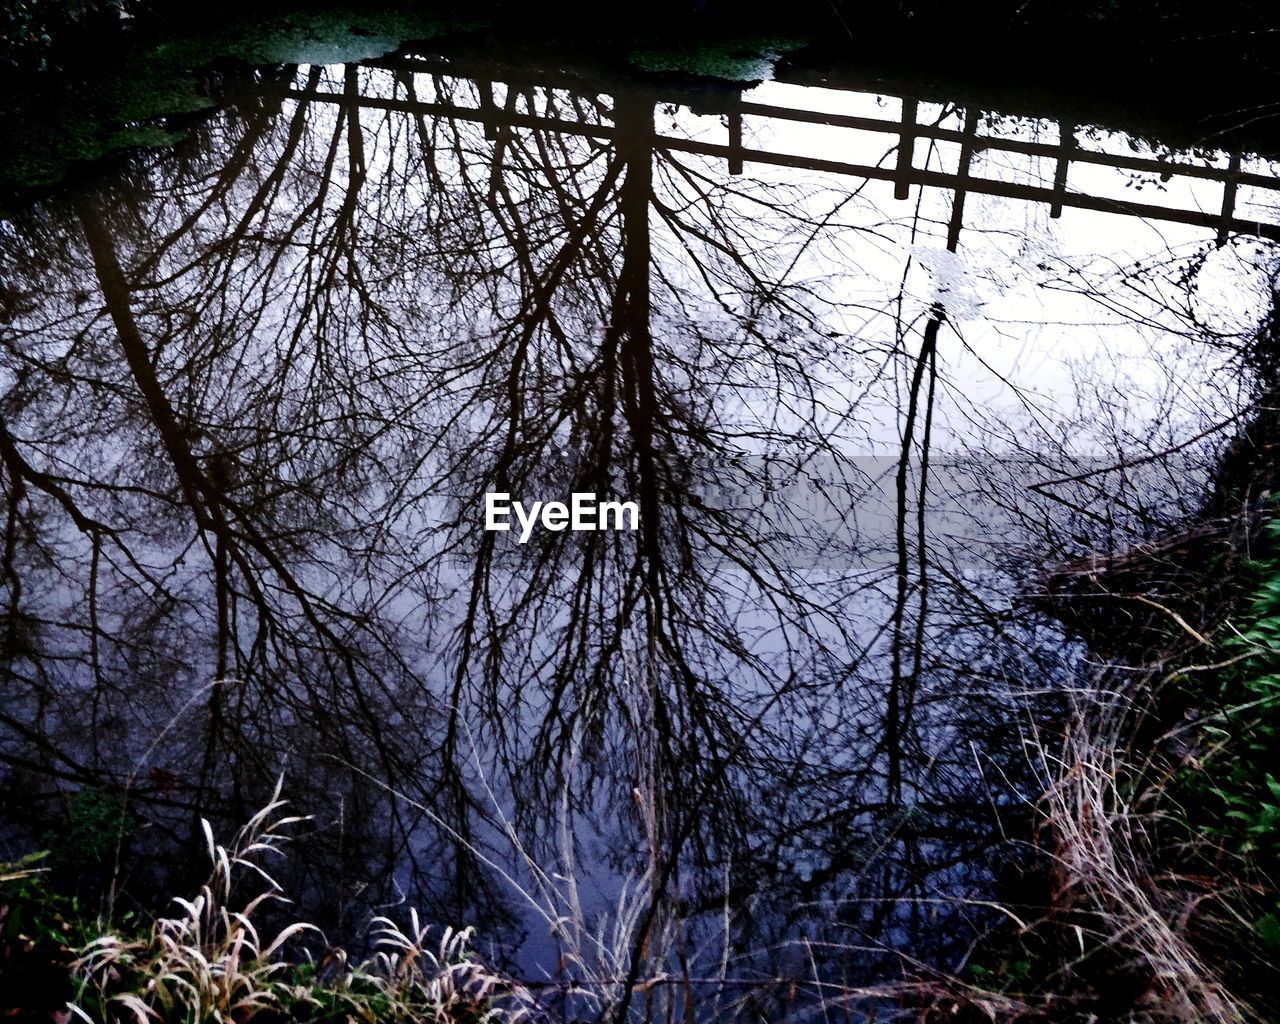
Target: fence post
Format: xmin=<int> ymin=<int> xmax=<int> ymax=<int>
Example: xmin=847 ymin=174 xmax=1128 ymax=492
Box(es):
xmin=945 ymin=107 xmax=981 ymax=251
xmin=479 ymin=78 xmax=498 ymax=140
xmin=1051 ymin=121 xmax=1075 ymax=218
xmin=728 ymin=106 xmax=743 ymax=175
xmin=895 ymin=98 xmax=918 ymax=200
xmin=1218 ymin=150 xmax=1241 ymax=246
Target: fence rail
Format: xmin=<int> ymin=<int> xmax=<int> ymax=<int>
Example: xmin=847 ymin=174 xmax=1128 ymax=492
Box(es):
xmin=289 ymin=58 xmax=1280 ymax=243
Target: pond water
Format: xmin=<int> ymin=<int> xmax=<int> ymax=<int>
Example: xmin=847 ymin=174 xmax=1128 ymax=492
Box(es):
xmin=2 ymin=41 xmax=1279 ymax=1018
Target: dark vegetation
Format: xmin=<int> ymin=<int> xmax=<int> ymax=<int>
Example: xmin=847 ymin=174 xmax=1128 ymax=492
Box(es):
xmin=2 ymin=784 xmax=525 ymax=1023
xmin=1006 ymin=521 xmax=1280 ymax=1021
xmin=3 ymin=0 xmax=1277 ymax=81
xmin=3 ymin=0 xmax=1280 ymax=204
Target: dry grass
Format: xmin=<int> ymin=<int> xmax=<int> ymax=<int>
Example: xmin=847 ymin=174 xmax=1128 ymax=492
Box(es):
xmin=1030 ymin=692 xmax=1251 ymax=1024
xmin=69 ymin=776 xmax=534 ymax=1024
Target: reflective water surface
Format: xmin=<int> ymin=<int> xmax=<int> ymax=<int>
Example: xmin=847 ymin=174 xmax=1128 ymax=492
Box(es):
xmin=2 ymin=48 xmax=1279 ymax=1015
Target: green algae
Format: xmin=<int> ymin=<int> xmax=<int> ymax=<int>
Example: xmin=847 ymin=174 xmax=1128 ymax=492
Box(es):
xmin=627 ymin=35 xmax=808 ymax=82
xmin=181 ymin=8 xmax=474 ymax=67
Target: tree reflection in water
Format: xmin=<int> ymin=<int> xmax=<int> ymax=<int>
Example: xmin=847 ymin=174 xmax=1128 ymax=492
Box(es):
xmin=0 ymin=54 xmax=1275 ymax=1013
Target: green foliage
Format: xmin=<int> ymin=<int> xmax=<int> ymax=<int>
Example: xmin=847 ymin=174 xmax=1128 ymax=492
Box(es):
xmin=1 ymin=0 xmax=128 ymax=71
xmin=1257 ymin=912 xmax=1280 ymax=953
xmin=1 ymin=851 xmax=106 ymax=1022
xmin=967 ymin=957 xmax=1032 ymax=993
xmin=1170 ymin=515 xmax=1280 ymax=953
xmin=41 ymin=786 xmax=133 ymax=873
